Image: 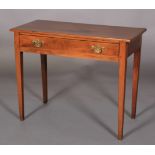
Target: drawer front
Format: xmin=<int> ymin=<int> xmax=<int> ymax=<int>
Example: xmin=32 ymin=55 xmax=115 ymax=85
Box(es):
xmin=19 ymin=35 xmax=119 ymax=61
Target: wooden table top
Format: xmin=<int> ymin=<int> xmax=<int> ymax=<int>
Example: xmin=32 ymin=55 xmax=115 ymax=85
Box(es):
xmin=10 ymin=20 xmax=146 ymax=42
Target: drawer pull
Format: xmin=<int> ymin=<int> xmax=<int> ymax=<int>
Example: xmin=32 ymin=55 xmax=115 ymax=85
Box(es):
xmin=91 ymin=45 xmax=104 ymax=54
xmin=32 ymin=39 xmax=43 ymax=48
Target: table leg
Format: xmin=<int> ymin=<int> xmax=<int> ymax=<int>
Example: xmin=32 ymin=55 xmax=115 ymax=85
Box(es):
xmin=131 ymin=49 xmax=141 ymax=119
xmin=118 ymin=42 xmax=127 ymax=140
xmin=40 ymin=54 xmax=48 ymax=103
xmin=15 ymin=51 xmax=24 ymax=121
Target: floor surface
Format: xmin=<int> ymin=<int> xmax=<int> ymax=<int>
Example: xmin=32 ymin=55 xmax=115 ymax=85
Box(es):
xmin=0 ymin=55 xmax=154 ymax=145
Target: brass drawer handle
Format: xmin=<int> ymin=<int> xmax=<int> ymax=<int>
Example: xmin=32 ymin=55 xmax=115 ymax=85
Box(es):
xmin=32 ymin=39 xmax=43 ymax=48
xmin=91 ymin=45 xmax=105 ymax=54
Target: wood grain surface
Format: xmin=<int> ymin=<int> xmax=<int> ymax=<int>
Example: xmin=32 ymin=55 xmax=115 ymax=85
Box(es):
xmin=10 ymin=20 xmax=146 ymax=42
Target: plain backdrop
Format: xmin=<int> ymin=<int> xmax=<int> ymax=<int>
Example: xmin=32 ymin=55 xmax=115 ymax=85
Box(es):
xmin=0 ymin=10 xmax=154 ymax=144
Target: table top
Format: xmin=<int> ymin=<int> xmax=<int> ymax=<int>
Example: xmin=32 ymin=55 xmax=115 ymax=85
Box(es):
xmin=10 ymin=20 xmax=146 ymax=42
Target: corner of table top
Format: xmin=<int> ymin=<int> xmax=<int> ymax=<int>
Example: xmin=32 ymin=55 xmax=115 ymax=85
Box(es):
xmin=10 ymin=19 xmax=40 ymax=32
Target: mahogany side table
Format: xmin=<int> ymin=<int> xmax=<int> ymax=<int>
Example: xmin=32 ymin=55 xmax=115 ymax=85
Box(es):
xmin=10 ymin=20 xmax=146 ymax=140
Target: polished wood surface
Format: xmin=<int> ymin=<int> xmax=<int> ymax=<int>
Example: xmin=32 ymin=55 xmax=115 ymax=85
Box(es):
xmin=118 ymin=41 xmax=127 ymax=140
xmin=19 ymin=34 xmax=120 ymax=62
xmin=10 ymin=20 xmax=146 ymax=140
xmin=10 ymin=20 xmax=146 ymax=42
xmin=14 ymin=32 xmax=24 ymax=121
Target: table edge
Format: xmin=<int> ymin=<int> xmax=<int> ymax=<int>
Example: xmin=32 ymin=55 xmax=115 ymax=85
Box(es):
xmin=10 ymin=28 xmax=147 ymax=43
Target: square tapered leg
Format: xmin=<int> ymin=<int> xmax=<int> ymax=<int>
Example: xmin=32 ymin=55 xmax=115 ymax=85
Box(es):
xmin=131 ymin=48 xmax=141 ymax=119
xmin=118 ymin=42 xmax=127 ymax=140
xmin=15 ymin=51 xmax=24 ymax=121
xmin=40 ymin=54 xmax=48 ymax=103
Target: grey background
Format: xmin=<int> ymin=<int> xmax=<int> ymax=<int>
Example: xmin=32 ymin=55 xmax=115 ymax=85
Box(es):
xmin=0 ymin=9 xmax=154 ymax=144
